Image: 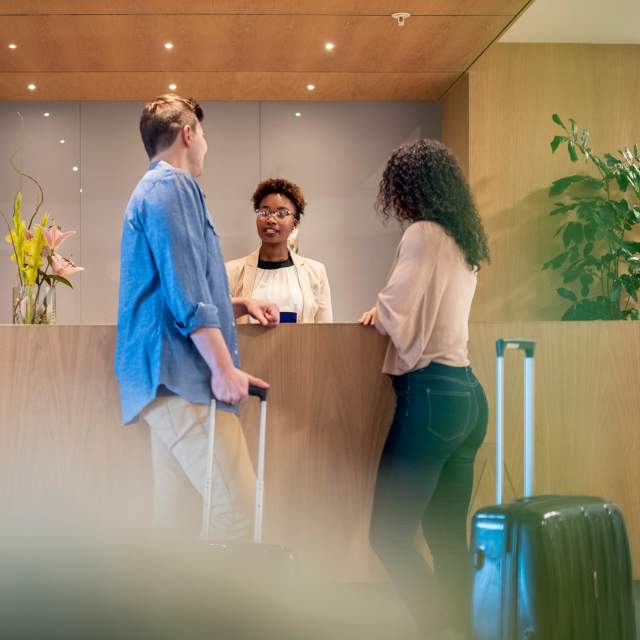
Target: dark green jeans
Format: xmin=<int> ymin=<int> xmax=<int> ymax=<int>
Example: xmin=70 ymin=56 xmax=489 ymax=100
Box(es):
xmin=370 ymin=362 xmax=488 ymax=638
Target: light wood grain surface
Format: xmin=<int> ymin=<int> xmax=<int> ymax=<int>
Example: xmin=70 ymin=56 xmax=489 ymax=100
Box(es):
xmin=1 ymin=322 xmax=638 ymax=579
xmin=0 ymin=2 xmax=528 ymax=101
xmin=0 ymin=1 xmax=530 ymax=17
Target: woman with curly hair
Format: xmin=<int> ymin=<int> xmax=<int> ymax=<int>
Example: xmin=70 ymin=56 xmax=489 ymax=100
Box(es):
xmin=359 ymin=139 xmax=489 ymax=640
xmin=226 ymin=178 xmax=332 ymax=323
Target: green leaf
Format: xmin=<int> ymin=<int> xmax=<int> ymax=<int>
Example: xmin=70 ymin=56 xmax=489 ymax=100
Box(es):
xmin=563 ymin=269 xmax=583 ymax=284
xmin=550 ymin=136 xmax=568 ymax=153
xmin=590 ymin=155 xmax=610 ymax=177
xmin=568 ymin=141 xmax=578 ymax=162
xmin=550 ymin=202 xmax=579 ymax=216
xmin=605 ymin=153 xmax=620 ymax=168
xmin=561 ymin=303 xmax=579 ymax=320
xmin=543 ymin=250 xmax=570 ymax=270
xmin=616 ymin=173 xmax=629 ymax=192
xmin=583 ymin=224 xmax=597 ymax=242
xmin=620 ymin=274 xmax=638 ymax=301
xmin=557 ymin=287 xmax=577 ymax=302
xmin=622 ymin=241 xmax=640 ymax=254
xmin=549 ymin=175 xmax=589 ymax=197
xmin=552 ymin=113 xmax=567 ymax=130
xmin=48 ymin=275 xmax=73 ymax=289
xmin=582 ymin=176 xmax=604 ymax=190
xmin=580 ymin=273 xmax=593 ymax=297
xmin=583 ymin=242 xmax=594 ymax=257
xmin=562 ymin=222 xmax=584 ymax=248
xmin=581 ymin=130 xmax=591 ymax=149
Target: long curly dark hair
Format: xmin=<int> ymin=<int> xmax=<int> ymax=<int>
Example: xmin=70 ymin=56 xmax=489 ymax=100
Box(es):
xmin=377 ymin=139 xmax=489 ymax=270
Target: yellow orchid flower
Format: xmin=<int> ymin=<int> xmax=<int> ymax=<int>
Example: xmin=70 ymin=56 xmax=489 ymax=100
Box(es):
xmin=3 ymin=193 xmax=27 ymax=274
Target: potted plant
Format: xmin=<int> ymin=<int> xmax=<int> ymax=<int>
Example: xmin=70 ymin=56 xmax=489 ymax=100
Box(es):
xmin=544 ymin=114 xmax=640 ymax=320
xmin=2 ymin=162 xmax=82 ymax=324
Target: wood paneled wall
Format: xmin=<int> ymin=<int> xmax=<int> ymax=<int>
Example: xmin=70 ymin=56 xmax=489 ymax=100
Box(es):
xmin=1 ymin=323 xmax=638 ymax=579
xmin=442 ymin=73 xmax=469 ymax=178
xmin=443 ymin=44 xmax=640 ymax=321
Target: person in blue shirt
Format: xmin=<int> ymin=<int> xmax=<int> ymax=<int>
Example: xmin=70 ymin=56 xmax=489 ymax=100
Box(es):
xmin=115 ymin=94 xmax=278 ymax=540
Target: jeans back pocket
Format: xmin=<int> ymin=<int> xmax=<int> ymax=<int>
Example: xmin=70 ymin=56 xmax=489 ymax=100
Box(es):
xmin=426 ymin=388 xmax=473 ymax=442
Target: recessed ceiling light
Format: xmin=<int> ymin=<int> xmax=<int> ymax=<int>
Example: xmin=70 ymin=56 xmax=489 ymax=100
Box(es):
xmin=168 ymin=83 xmax=177 ymax=91
xmin=8 ymin=43 xmax=17 ymax=50
xmin=27 ymin=83 xmax=36 ymax=91
xmin=164 ymin=42 xmax=174 ymax=50
xmin=72 ymin=166 xmax=79 ymax=172
xmin=295 ymin=112 xmax=302 ymax=117
xmin=307 ymin=84 xmax=315 ymax=92
xmin=43 ymin=112 xmax=50 ymax=117
xmin=59 ymin=139 xmax=66 ymax=144
xmin=79 ymin=188 xmax=83 ymax=193
xmin=324 ymin=42 xmax=335 ymax=51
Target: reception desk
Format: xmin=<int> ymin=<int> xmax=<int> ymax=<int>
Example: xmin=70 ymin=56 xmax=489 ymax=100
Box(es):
xmin=1 ymin=323 xmax=638 ymax=580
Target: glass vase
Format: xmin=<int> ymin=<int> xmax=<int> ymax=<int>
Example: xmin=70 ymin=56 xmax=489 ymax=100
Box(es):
xmin=12 ymin=284 xmax=56 ymax=325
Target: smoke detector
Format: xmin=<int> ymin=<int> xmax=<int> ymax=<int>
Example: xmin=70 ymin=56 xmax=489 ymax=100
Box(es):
xmin=392 ymin=12 xmax=410 ymax=26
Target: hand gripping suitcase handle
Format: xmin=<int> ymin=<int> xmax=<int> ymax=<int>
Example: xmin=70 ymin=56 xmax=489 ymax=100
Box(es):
xmin=496 ymin=339 xmax=536 ymax=503
xmin=249 ymin=385 xmax=268 ymax=401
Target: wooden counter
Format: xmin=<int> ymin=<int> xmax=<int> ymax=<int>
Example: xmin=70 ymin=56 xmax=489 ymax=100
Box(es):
xmin=1 ymin=323 xmax=638 ymax=579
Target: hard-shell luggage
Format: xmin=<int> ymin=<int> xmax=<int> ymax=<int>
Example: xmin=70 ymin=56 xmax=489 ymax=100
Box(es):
xmin=470 ymin=339 xmax=636 ymax=640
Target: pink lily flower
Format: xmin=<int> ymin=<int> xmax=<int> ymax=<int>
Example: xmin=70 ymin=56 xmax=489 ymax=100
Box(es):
xmin=37 ymin=225 xmax=77 ymax=251
xmin=50 ymin=254 xmax=84 ymax=278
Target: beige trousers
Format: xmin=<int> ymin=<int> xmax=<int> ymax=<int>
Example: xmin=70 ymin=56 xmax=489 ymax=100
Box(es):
xmin=141 ymin=395 xmax=255 ymax=541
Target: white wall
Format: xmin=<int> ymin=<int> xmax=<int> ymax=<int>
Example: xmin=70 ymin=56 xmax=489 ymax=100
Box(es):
xmin=0 ymin=101 xmax=440 ymax=324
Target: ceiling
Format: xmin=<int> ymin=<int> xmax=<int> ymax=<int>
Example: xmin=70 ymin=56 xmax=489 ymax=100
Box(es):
xmin=502 ymin=0 xmax=640 ymax=44
xmin=0 ymin=0 xmax=532 ymax=101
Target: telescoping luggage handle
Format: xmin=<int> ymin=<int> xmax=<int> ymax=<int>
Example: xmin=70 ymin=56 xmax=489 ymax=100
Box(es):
xmin=202 ymin=385 xmax=268 ymax=544
xmin=495 ymin=339 xmax=536 ymax=504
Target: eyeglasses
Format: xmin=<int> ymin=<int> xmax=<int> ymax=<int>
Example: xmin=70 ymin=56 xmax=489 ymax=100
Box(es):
xmin=255 ymin=208 xmax=293 ymax=220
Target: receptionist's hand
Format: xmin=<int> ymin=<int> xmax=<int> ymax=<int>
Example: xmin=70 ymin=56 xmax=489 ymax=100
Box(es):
xmin=245 ymin=297 xmax=280 ymax=327
xmin=358 ymin=306 xmax=377 ymax=326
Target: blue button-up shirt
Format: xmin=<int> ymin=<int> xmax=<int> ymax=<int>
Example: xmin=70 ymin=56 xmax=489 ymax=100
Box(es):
xmin=115 ymin=161 xmax=239 ymax=424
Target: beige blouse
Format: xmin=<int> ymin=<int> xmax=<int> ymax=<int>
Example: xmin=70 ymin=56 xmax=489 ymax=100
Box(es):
xmin=226 ymin=248 xmax=333 ymax=323
xmin=375 ymin=221 xmax=477 ymax=375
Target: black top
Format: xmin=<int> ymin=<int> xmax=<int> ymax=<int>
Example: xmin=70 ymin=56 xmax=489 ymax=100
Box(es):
xmin=257 ymin=254 xmax=294 ymax=270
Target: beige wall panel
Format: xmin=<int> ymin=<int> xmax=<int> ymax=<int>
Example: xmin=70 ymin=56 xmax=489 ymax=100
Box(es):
xmin=0 ymin=100 xmax=439 ymax=324
xmin=1 ymin=322 xmax=638 ymax=579
xmin=468 ymin=44 xmax=640 ymax=321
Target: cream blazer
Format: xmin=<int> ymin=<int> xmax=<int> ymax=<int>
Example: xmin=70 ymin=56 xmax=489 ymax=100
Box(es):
xmin=226 ymin=248 xmax=333 ymax=323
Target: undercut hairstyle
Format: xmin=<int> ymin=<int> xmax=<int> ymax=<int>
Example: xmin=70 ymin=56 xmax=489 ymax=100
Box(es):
xmin=377 ymin=139 xmax=490 ymax=270
xmin=252 ymin=178 xmax=307 ymax=222
xmin=139 ymin=94 xmax=203 ymax=159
